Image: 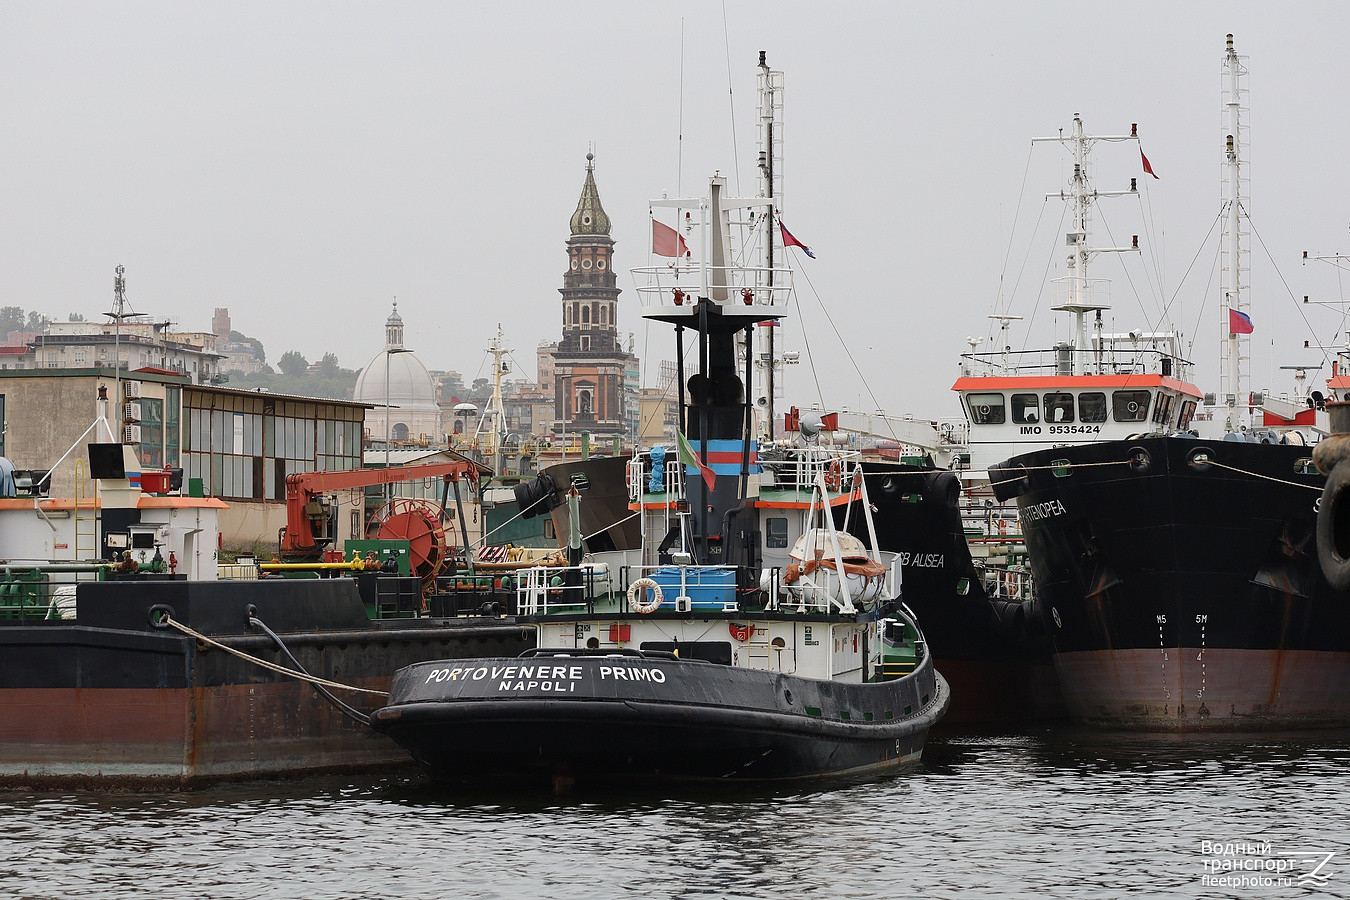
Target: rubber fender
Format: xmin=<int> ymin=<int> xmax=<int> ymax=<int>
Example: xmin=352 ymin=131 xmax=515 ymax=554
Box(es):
xmin=927 ymin=471 xmax=961 ymax=510
xmin=512 ymin=473 xmax=555 ymax=519
xmin=1317 ymin=460 xmax=1350 ymax=590
xmin=989 ymin=599 xmax=1025 ymax=636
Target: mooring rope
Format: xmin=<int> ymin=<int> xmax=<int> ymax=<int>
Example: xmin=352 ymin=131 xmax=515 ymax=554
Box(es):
xmin=996 ymin=455 xmax=1322 ymax=493
xmin=992 ymin=459 xmax=1132 ymax=474
xmin=1203 ymin=459 xmax=1324 ymax=492
xmin=162 ymin=616 xmax=389 ymax=696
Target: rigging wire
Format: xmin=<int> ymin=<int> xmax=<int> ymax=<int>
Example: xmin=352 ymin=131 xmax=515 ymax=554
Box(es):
xmin=788 ymin=256 xmax=898 ymax=441
xmin=720 ymin=1 xmax=740 ymax=196
xmin=1015 ymin=204 xmax=1068 ymax=356
xmin=677 ymin=19 xmax=684 ymax=196
xmin=1244 ymin=202 xmax=1330 ymax=372
xmin=994 ymin=143 xmax=1037 ymax=318
xmin=784 ymin=256 xmax=827 ymax=414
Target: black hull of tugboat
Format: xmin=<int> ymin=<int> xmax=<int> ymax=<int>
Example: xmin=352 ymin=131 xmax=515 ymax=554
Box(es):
xmin=370 ymin=656 xmax=948 ymax=785
xmin=849 ymin=464 xmax=1066 ymax=724
xmin=990 ymin=436 xmax=1350 ymax=731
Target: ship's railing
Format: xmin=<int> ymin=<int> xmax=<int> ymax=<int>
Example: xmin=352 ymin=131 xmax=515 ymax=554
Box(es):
xmin=515 ymin=562 xmax=616 ymax=616
xmin=773 ymin=549 xmax=901 ymax=616
xmin=630 ymin=263 xmax=795 ymax=309
xmin=629 ymin=452 xmax=688 ymax=503
xmin=959 ymin=346 xmax=1189 ymax=380
xmin=982 ymin=564 xmax=1035 ymax=604
xmin=0 ymin=566 xmax=109 ymax=623
xmin=758 ymin=445 xmax=862 ymax=494
xmin=620 ymin=563 xmax=746 ymax=614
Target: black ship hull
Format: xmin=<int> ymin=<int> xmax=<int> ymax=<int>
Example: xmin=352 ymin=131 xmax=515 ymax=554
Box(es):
xmin=0 ymin=578 xmax=532 ymax=787
xmin=990 ymin=436 xmax=1350 ymax=730
xmin=370 ymin=654 xmax=948 ymax=786
xmin=850 ymin=464 xmax=1065 ymax=724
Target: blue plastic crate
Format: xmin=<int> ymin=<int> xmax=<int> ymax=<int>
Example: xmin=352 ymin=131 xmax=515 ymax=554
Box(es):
xmin=648 ymin=566 xmax=737 ymax=609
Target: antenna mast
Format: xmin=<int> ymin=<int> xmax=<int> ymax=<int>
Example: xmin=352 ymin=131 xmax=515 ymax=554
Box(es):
xmin=754 ymin=51 xmax=785 ymax=441
xmin=1033 ymin=115 xmax=1141 ymax=375
xmin=482 ymin=324 xmax=510 ymax=478
xmin=1220 ymin=33 xmax=1251 ymax=432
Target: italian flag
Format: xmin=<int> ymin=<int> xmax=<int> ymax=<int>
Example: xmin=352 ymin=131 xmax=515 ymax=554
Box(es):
xmin=677 ymin=431 xmax=716 ymax=490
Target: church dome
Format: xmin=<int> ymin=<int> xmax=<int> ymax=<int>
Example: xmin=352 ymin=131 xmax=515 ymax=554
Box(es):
xmin=353 ymin=350 xmax=437 ymax=408
xmin=353 ymin=302 xmax=442 ymax=441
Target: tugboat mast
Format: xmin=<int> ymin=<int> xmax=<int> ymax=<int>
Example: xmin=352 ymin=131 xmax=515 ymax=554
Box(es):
xmin=1220 ymin=33 xmax=1251 ymax=434
xmin=481 ymin=324 xmax=510 ymax=479
xmin=1033 ymin=114 xmax=1141 ymax=375
xmin=753 ymin=51 xmax=785 ymax=443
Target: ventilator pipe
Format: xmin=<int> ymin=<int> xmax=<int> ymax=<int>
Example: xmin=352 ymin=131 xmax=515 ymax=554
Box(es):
xmin=1313 ymin=401 xmax=1350 ymax=590
xmin=1 ymin=563 xmax=111 ymax=574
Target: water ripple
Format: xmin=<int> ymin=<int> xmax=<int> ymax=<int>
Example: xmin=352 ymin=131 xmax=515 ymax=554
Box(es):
xmin=2 ymin=729 xmax=1348 ymax=899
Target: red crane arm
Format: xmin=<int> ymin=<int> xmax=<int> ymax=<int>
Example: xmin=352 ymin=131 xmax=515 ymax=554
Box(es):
xmin=282 ymin=461 xmax=480 ymax=554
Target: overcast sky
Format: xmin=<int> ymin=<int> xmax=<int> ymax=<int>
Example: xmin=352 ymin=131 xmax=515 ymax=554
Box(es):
xmin=3 ymin=1 xmax=1348 ymax=419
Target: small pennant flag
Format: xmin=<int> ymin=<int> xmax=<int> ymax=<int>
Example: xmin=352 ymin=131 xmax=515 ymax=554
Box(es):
xmin=1140 ymin=149 xmax=1159 ymax=179
xmin=1229 ymin=308 xmax=1254 ymax=334
xmin=652 ymin=219 xmax=689 ymax=257
xmin=779 ymin=221 xmax=816 ymax=258
xmin=676 ymin=430 xmax=716 ymax=490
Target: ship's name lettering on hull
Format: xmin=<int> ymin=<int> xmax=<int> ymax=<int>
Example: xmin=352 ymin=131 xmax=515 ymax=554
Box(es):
xmin=598 ymin=666 xmax=667 ymax=683
xmin=1022 ymin=498 xmax=1067 ymax=522
xmin=424 ymin=664 xmax=585 ymax=684
xmin=899 ymin=552 xmax=945 ymax=568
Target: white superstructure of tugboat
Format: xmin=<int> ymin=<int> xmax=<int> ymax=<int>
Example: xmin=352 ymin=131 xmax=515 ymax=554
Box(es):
xmin=369 ymin=55 xmax=948 ymax=786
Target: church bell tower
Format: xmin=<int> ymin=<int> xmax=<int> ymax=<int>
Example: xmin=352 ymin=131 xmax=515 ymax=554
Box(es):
xmin=553 ymin=153 xmax=633 ymax=440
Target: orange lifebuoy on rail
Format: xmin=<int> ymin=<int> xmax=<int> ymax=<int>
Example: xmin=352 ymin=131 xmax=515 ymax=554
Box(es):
xmin=824 ymin=460 xmax=842 ymax=491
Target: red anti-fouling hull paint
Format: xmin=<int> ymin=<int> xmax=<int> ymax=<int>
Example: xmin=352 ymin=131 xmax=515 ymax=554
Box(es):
xmin=1054 ymin=648 xmax=1350 ymax=731
xmin=0 ymin=577 xmax=533 ymax=788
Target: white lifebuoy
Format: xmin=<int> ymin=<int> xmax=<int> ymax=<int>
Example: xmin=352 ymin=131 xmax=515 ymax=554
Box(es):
xmin=627 ymin=577 xmax=664 ymax=614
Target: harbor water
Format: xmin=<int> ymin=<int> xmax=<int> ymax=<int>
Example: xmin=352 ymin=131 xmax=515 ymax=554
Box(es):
xmin=2 ymin=728 xmax=1347 ymax=899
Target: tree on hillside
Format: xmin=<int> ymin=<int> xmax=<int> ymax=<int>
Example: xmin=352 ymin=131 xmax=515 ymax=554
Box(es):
xmin=318 ymin=352 xmax=341 ymax=376
xmin=67 ymin=313 xmax=86 ymax=322
xmin=229 ymin=330 xmax=266 ymax=366
xmin=0 ymin=308 xmax=50 ymax=342
xmin=277 ymin=351 xmax=309 ymax=377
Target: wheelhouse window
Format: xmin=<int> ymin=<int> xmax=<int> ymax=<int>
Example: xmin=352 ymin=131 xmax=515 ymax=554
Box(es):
xmin=1044 ymin=393 xmax=1074 ymax=423
xmin=1079 ymin=392 xmax=1107 ymax=423
xmin=1011 ymin=393 xmax=1040 ymax=425
xmin=1152 ymin=392 xmax=1175 ymax=427
xmin=1178 ymin=399 xmax=1197 ymax=431
xmin=1112 ymin=390 xmax=1152 ymax=422
xmin=966 ymin=393 xmax=1006 ymax=425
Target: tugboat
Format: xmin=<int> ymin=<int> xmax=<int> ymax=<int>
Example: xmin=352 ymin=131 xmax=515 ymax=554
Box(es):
xmin=369 ymin=59 xmax=947 ymax=786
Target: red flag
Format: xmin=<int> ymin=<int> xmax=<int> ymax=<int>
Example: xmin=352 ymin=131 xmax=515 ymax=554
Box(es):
xmin=1229 ymin=308 xmax=1254 ymax=334
xmin=1140 ymin=149 xmax=1159 ymax=179
xmin=652 ymin=220 xmax=689 ymax=257
xmin=779 ymin=221 xmax=816 ymax=258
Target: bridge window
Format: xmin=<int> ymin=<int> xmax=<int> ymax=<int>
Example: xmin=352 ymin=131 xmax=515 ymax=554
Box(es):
xmin=1112 ymin=390 xmax=1152 ymax=422
xmin=1044 ymin=392 xmax=1074 ymax=423
xmin=1178 ymin=400 xmax=1197 ymax=430
xmin=1152 ymin=392 xmax=1175 ymax=426
xmin=1079 ymin=392 xmax=1107 ymax=423
xmin=766 ymin=517 xmax=788 ymax=549
xmin=1011 ymin=393 xmax=1040 ymax=425
xmin=966 ymin=392 xmax=1005 ymax=425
